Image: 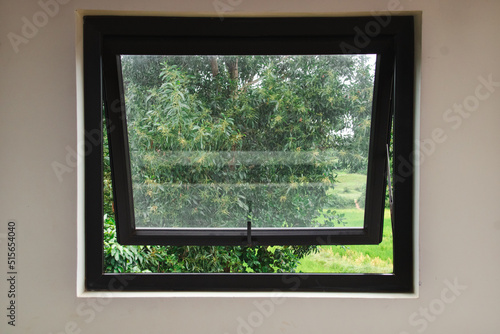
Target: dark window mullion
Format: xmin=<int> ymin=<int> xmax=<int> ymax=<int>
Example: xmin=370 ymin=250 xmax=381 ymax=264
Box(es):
xmin=363 ymin=45 xmax=395 ymax=243
xmin=102 ymin=49 xmax=136 ymax=244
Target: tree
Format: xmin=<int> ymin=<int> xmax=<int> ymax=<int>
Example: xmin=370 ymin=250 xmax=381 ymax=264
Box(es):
xmin=103 ymin=54 xmax=375 ymax=273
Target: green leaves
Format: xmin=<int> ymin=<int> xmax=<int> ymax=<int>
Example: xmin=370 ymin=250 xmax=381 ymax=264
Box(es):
xmin=103 ymin=215 xmax=317 ymax=273
xmin=103 ymin=54 xmax=375 ymax=273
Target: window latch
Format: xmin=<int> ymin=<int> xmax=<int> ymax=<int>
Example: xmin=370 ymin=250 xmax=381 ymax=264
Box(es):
xmin=246 ymin=201 xmax=253 ymax=247
xmin=246 ymin=221 xmax=253 ymax=247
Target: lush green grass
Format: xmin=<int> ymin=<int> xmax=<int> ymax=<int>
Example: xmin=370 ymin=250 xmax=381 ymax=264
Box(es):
xmin=314 ymin=171 xmax=368 ymax=228
xmin=297 ymin=208 xmax=393 ymax=273
xmin=336 ymin=208 xmax=366 ymax=227
xmin=316 ymin=207 xmax=365 ymax=227
xmin=329 ymin=171 xmax=367 ymax=202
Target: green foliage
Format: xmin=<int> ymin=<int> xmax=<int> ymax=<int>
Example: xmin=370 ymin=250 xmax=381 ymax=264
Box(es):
xmin=121 ymin=55 xmax=374 ymax=229
xmin=356 ymin=184 xmax=392 ymax=209
xmin=327 ymin=193 xmax=353 ymax=209
xmin=333 ymin=56 xmax=375 ymax=173
xmin=297 ymin=209 xmax=393 ymax=273
xmin=103 ymin=115 xmax=113 ymax=218
xmin=102 ymin=54 xmax=375 ymax=273
xmin=357 ymin=185 xmax=366 ymax=209
xmin=103 ymin=215 xmax=317 ymax=273
xmin=104 ymin=215 xmax=152 ymax=273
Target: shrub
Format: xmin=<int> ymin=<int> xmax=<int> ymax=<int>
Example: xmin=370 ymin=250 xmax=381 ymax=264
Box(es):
xmin=103 ymin=215 xmax=318 ymax=273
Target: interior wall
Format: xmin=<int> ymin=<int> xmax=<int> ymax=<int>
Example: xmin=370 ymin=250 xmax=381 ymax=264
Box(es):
xmin=1 ymin=0 xmax=499 ymax=333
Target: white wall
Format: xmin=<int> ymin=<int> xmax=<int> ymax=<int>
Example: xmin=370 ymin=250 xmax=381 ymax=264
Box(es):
xmin=1 ymin=0 xmax=500 ymax=333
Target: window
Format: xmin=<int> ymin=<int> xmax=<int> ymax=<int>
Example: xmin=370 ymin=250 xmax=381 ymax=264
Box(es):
xmin=84 ymin=15 xmax=415 ymax=292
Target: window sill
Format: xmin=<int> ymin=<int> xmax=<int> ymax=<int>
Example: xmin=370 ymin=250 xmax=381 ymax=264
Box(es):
xmin=77 ymin=290 xmax=418 ymax=299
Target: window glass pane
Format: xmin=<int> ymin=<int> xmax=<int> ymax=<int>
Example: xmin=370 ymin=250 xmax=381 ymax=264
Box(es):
xmin=121 ymin=55 xmax=376 ymax=229
xmin=102 ymin=114 xmax=393 ymax=274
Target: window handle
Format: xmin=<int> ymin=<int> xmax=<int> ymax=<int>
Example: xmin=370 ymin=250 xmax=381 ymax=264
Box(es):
xmin=246 ymin=201 xmax=253 ymax=247
xmin=246 ymin=221 xmax=253 ymax=247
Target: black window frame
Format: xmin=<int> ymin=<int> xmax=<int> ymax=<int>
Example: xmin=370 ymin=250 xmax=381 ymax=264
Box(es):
xmin=84 ymin=15 xmax=414 ymax=292
xmin=98 ymin=17 xmax=393 ymax=247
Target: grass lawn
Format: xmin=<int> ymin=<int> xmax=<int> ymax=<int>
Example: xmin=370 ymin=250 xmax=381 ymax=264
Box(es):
xmin=316 ymin=171 xmax=368 ymax=228
xmin=315 ymin=207 xmax=366 ymax=227
xmin=297 ymin=208 xmax=393 ymax=273
xmin=329 ymin=171 xmax=367 ymax=202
